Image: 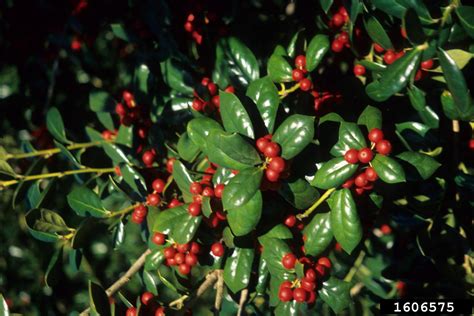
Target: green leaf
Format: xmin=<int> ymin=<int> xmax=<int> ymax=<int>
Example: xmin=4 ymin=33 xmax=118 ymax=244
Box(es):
xmin=320 ymin=0 xmax=333 ymax=13
xmin=220 ymin=91 xmax=254 ymax=138
xmin=160 ymin=59 xmax=194 ymax=94
xmin=330 ymin=189 xmax=361 ymax=254
xmin=153 ymin=205 xmax=201 ymax=244
xmin=403 ymin=8 xmax=426 ymax=45
xmin=259 ymin=224 xmax=293 ymax=242
xmin=278 ymin=178 xmax=320 ymax=209
xmin=0 ymin=294 xmax=10 ymax=316
xmin=407 ymin=86 xmax=439 ymax=129
xmin=306 ymin=34 xmax=330 ymax=72
xmin=222 ymin=168 xmax=263 ymax=210
xmin=319 ymin=277 xmax=352 ymax=313
xmin=120 ymin=164 xmax=148 ymax=198
xmin=115 ymin=125 xmax=134 ymax=148
xmin=287 ymin=30 xmax=305 ymax=58
xmin=0 ymin=160 xmax=16 ymax=177
xmin=172 ymin=160 xmax=194 ymax=203
xmin=365 ymin=16 xmax=393 ymax=50
xmin=273 ymin=114 xmax=315 ymax=159
xmin=177 ymin=132 xmax=200 ymax=162
xmin=207 ymin=130 xmax=261 ymax=170
xmin=397 ymin=151 xmax=440 ymax=180
xmin=201 ymin=196 xmax=212 ymax=218
xmin=275 ymin=301 xmax=304 ymax=316
xmin=437 ymin=48 xmax=474 ymax=121
xmin=89 ymin=281 xmax=111 ymax=316
xmin=331 ymin=122 xmax=367 ymax=156
xmin=110 ymin=23 xmax=136 ymax=42
xmin=246 ymin=76 xmax=280 ymax=133
xmin=25 ymin=208 xmax=71 ymax=243
xmin=366 ymin=48 xmax=422 ymax=102
xmin=46 ymin=107 xmax=69 ymax=144
xmin=372 ymin=154 xmax=406 ymax=183
xmin=357 ymin=105 xmax=382 ymax=131
xmin=67 ymin=186 xmax=110 ymax=218
xmin=267 ymin=54 xmax=293 ymax=83
xmin=224 ymin=248 xmax=255 ymax=293
xmin=135 ymin=64 xmax=151 ymax=94
xmin=456 ymin=6 xmax=474 ymax=38
xmin=145 ymin=249 xmax=165 ymax=271
xmin=212 ymin=166 xmax=234 ymax=185
xmin=260 ymin=238 xmax=293 ymax=278
xmin=45 ymin=245 xmax=62 ymax=287
xmin=256 ymin=257 xmax=269 ymax=295
xmin=89 ymin=90 xmax=115 ymax=112
xmin=103 ymin=143 xmax=131 ymax=164
xmin=371 ymin=0 xmax=432 ymax=24
xmin=303 ymin=212 xmax=333 ymax=256
xmin=187 ymin=117 xmax=223 ymax=153
xmin=431 ymin=49 xmax=473 ymax=71
xmin=311 ymin=157 xmax=358 ymax=189
xmin=227 ymin=190 xmax=262 ymax=236
xmin=97 ymin=112 xmax=115 ymax=131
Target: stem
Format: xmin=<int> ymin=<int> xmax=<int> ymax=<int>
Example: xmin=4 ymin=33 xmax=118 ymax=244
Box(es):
xmin=107 ymin=203 xmax=141 ymax=218
xmin=0 ymin=167 xmax=116 ymax=190
xmin=214 ymin=269 xmax=224 ymax=312
xmin=5 ymin=140 xmax=111 ymax=160
xmin=79 ymin=249 xmax=152 ymax=315
xmin=297 ymin=188 xmax=336 ymax=220
xmin=343 ymin=250 xmax=366 ymax=282
xmin=278 ymin=83 xmax=301 ymax=99
xmin=237 ymin=289 xmax=249 ymax=316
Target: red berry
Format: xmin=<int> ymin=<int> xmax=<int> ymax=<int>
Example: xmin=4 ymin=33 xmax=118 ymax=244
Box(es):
xmin=207 ymin=83 xmax=217 ymax=96
xmin=331 ymin=39 xmax=344 ymax=52
xmin=355 ymin=187 xmax=365 ymax=195
xmin=355 ymin=173 xmax=368 ymax=187
xmin=184 ymin=21 xmax=193 ymax=32
xmin=317 ymin=257 xmax=332 ymax=269
xmin=134 ymin=204 xmax=148 ymax=217
xmin=358 ymin=148 xmax=373 ymax=163
xmin=414 ymin=69 xmax=424 ymax=81
xmin=376 ymin=140 xmax=392 ymax=155
xmin=292 ymin=69 xmax=305 ymax=82
xmin=166 ymin=258 xmax=176 ymax=266
xmin=305 ymin=268 xmax=317 ymax=281
xmin=202 ymin=187 xmax=214 ymax=197
xmin=131 ymin=211 xmax=145 ymax=224
xmin=188 ymin=202 xmax=201 ymax=216
xmin=368 ymin=128 xmax=384 ymax=143
xmin=193 ymin=194 xmax=202 ymax=204
xmin=299 ymin=78 xmax=312 ymax=91
xmin=211 ymin=242 xmax=225 ymax=257
xmin=380 ymin=224 xmax=392 ymax=235
xmin=269 ymin=157 xmax=286 ymax=173
xmin=225 ymin=85 xmax=235 ymax=93
xmin=307 ymin=290 xmax=317 ymax=304
xmin=353 ymin=64 xmax=366 ymax=76
xmin=344 ymin=149 xmax=359 ymax=164
xmin=115 ymin=103 xmax=127 ymax=116
xmin=284 ymin=215 xmax=297 ymax=228
xmin=176 ymin=243 xmax=190 ymax=253
xmin=214 ymin=184 xmax=225 ymax=198
xmin=332 ymin=13 xmax=345 ymax=27
xmin=102 ymin=130 xmax=113 ymax=141
xmin=421 ymin=59 xmax=434 ymax=70
xmin=164 ymin=247 xmax=176 ymax=259
xmin=142 ymin=151 xmax=155 ymax=166
xmin=155 ymin=307 xmax=166 ymax=316
xmin=280 ymin=280 xmax=293 ymax=289
xmin=256 ymin=137 xmax=269 ymax=153
xmin=211 ymin=95 xmax=220 ymax=107
xmin=265 ymin=168 xmax=280 ymax=182
xmin=152 ymin=179 xmax=166 ymax=193
xmin=374 ymin=43 xmax=385 ymax=53
xmin=185 ymin=253 xmax=198 ymax=266
xmin=470 ymin=139 xmax=474 ymax=150
xmin=338 ymin=31 xmax=349 ymax=44
xmin=301 ymin=277 xmax=316 ymax=292
xmin=278 ymin=287 xmax=293 ymax=302
xmin=126 ymin=307 xmax=137 ymax=316
xmin=190 ymin=242 xmax=201 ymax=254
xmin=141 ymin=292 xmax=154 ymax=305
xmin=384 ymin=51 xmax=396 ymax=65
xmin=123 ymin=90 xmax=134 ymax=104
xmin=365 ymin=167 xmax=378 ymax=181
xmin=174 ymin=252 xmax=185 ymax=265
xmin=192 ymin=99 xmax=203 ymax=111
xmin=315 ymin=264 xmax=326 ymax=277
xmin=293 ymin=288 xmax=307 ymax=302
xmin=401 ymin=27 xmax=407 ymax=39
xmin=166 ymin=158 xmax=176 ymax=173
xmin=152 ymin=232 xmax=166 ymax=245
xmin=282 ymin=253 xmax=297 ymax=270
xmin=342 ymin=178 xmax=354 ymax=188
xmin=264 ymin=142 xmax=281 ymax=158
xmin=168 ymin=198 xmax=181 ymax=208
xmin=190 ymin=182 xmax=203 ymax=195
xmin=147 ymin=193 xmax=161 ymax=206
xmin=178 ymin=263 xmax=191 ymax=275
xmin=395 ymin=51 xmax=405 ymax=60
xmin=295 ymin=55 xmax=306 ymax=69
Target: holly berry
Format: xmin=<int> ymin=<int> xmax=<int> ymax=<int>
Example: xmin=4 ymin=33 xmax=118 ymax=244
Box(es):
xmin=342 ymin=178 xmax=354 ymax=188
xmin=155 ymin=307 xmax=166 ymax=316
xmin=115 ymin=103 xmax=127 ymax=116
xmin=131 ymin=211 xmax=145 ymax=224
xmin=268 ymin=157 xmax=286 ymax=173
xmin=126 ymin=307 xmax=137 ymax=316
xmin=358 ymin=148 xmax=373 ymax=163
xmin=152 ymin=179 xmax=165 ymax=194
xmin=282 ymin=253 xmax=297 ymax=270
xmin=178 ymin=263 xmax=191 ymax=275
xmin=123 ymin=90 xmax=134 ymax=104
xmin=344 ymin=149 xmax=359 ymax=164
xmin=187 ymin=202 xmax=201 ymax=216
xmin=331 ymin=39 xmax=344 ymax=53
xmin=190 ymin=182 xmax=203 ymax=195
xmin=265 ymin=168 xmax=280 ymax=182
xmin=211 ymin=242 xmax=225 ymax=257
xmin=421 ymin=59 xmax=434 ymax=70
xmin=376 ymin=140 xmax=392 ymax=155
xmin=164 ymin=247 xmax=176 ymax=259
xmin=168 ymin=198 xmax=181 ymax=208
xmin=355 ymin=173 xmax=368 ymax=187
xmin=383 ymin=51 xmax=396 ymax=65
xmin=305 ymin=268 xmax=317 ymax=281
xmin=184 ymin=21 xmax=193 ymax=32
xmin=338 ymin=31 xmax=349 ymax=44
xmin=256 ymin=137 xmax=269 ymax=152
xmin=368 ymin=128 xmax=384 ymax=143
xmin=284 ymin=215 xmax=297 ymax=228
xmin=185 ymin=253 xmax=198 ymax=266
xmin=190 ymin=241 xmax=201 ymax=254
xmin=264 ymin=142 xmax=281 ymax=158
xmin=299 ymin=78 xmax=312 ymax=91
xmin=208 ymin=82 xmax=217 ymax=96
xmin=295 ymin=55 xmax=306 ymax=69
xmin=374 ymin=43 xmax=385 ymax=53
xmin=293 ymin=288 xmax=307 ymax=302
xmin=292 ymin=69 xmax=305 ymax=82
xmin=174 ymin=252 xmax=185 ymax=264
xmin=278 ymin=287 xmax=293 ymax=302
xmin=301 ymin=277 xmax=316 ymax=292
xmin=177 ymin=243 xmax=190 ymax=253
xmin=214 ymin=184 xmax=225 ymax=198
xmin=211 ymin=95 xmax=220 ymax=107
xmin=353 ymin=64 xmax=366 ymax=76
xmin=141 ymin=292 xmax=154 ymax=305
xmin=280 ymin=280 xmax=292 ymax=289
xmin=332 ymin=13 xmax=345 ymax=27
xmin=365 ymin=167 xmax=378 ymax=181
xmin=152 ymin=232 xmax=166 ymax=245
xmin=142 ymin=150 xmax=155 ymax=166
xmin=134 ymin=204 xmax=148 ymax=217
xmin=166 ymin=158 xmax=176 ymax=173
xmin=147 ymin=193 xmax=161 ymax=206
xmin=381 ymin=224 xmax=392 ymax=235
xmin=317 ymin=257 xmax=332 ymax=269
xmin=192 ymin=99 xmax=203 ymax=111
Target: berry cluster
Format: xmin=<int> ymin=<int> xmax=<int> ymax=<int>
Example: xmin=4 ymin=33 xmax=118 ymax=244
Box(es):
xmin=342 ymin=128 xmax=392 ymax=195
xmin=191 ymin=77 xmax=233 ymax=114
xmin=278 ymin=254 xmax=332 ymax=304
xmin=328 ymin=6 xmax=350 ymax=53
xmin=125 ymin=292 xmax=165 ymax=316
xmin=184 ymin=13 xmax=203 ymax=45
xmin=256 ymin=135 xmax=288 ymax=184
xmin=163 ymin=241 xmax=201 ymax=275
xmin=131 ymin=177 xmax=167 ymax=224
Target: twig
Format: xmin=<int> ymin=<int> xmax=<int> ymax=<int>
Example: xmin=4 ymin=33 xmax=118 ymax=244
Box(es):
xmin=214 ymin=269 xmax=224 ymax=312
xmin=79 ymin=249 xmax=152 ymax=315
xmin=237 ymin=288 xmax=249 ymax=316
xmin=169 ymin=270 xmax=220 ymax=310
xmin=297 ymin=188 xmax=336 ymax=220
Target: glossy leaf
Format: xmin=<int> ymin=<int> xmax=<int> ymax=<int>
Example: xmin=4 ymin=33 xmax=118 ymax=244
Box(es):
xmin=319 ymin=277 xmax=352 ymax=313
xmin=177 ymin=132 xmax=200 ymax=162
xmin=103 ymin=143 xmax=131 ymax=164
xmin=120 ymin=164 xmax=148 ymax=199
xmin=89 ymin=281 xmax=111 ymax=316
xmin=331 ymin=122 xmax=367 ymax=156
xmin=275 ymin=301 xmax=304 ymax=316
xmin=372 ymin=154 xmax=406 ymax=183
xmin=273 ymin=114 xmax=315 ymax=159
xmin=160 ymin=59 xmax=194 ymax=94
xmin=260 ymin=237 xmax=292 ymax=278
xmin=303 ymin=212 xmax=333 ymax=256
xmin=220 ymin=91 xmax=254 ymax=138
xmin=222 ymin=168 xmax=263 ymax=210
xmin=25 ymin=208 xmax=71 ymax=243
xmin=320 ymin=0 xmax=333 ymax=13
xmin=357 ymin=105 xmax=382 ymax=131
xmin=311 ymin=157 xmax=358 ymax=189
xmin=287 ymin=30 xmax=305 ymax=58
xmin=0 ymin=294 xmax=9 ymax=316
xmin=223 ymin=248 xmax=255 ymax=293
xmin=330 ymin=189 xmax=362 ymax=254
xmin=67 ymin=186 xmax=110 ymax=218
xmin=207 ymin=130 xmax=261 ymax=170
xmin=403 ymin=8 xmax=426 ymax=45
xmin=306 ymin=34 xmax=330 ymax=72
xmin=456 ymin=6 xmax=474 ymax=38
xmin=267 ymin=54 xmax=293 ymax=83
xmin=145 ymin=249 xmax=165 ymax=271
xmin=115 ymin=125 xmax=134 ymax=148
xmin=246 ymin=76 xmax=280 ymax=133
xmin=397 ymin=151 xmax=440 ymax=180
xmin=256 ymin=257 xmax=269 ymax=295
xmin=46 ymin=107 xmax=69 ymax=144
xmin=172 ymin=160 xmax=194 ymax=203
xmin=227 ymin=190 xmax=262 ymax=236
xmin=187 ymin=117 xmax=223 ymax=152
xmin=407 ymin=86 xmax=439 ymax=128
xmin=89 ymin=90 xmax=115 ymax=112
xmin=110 ymin=23 xmax=136 ymax=42
xmin=371 ymin=0 xmax=432 ymax=24
xmin=278 ymin=178 xmax=320 ymax=209
xmin=153 ymin=205 xmax=201 ymax=244
xmin=365 ymin=16 xmax=393 ymax=50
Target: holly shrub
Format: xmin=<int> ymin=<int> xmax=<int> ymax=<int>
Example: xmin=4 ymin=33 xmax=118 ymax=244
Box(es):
xmin=0 ymin=0 xmax=473 ymax=315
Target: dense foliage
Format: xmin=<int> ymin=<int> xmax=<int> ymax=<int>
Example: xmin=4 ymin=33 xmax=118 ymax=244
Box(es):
xmin=0 ymin=0 xmax=473 ymax=315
